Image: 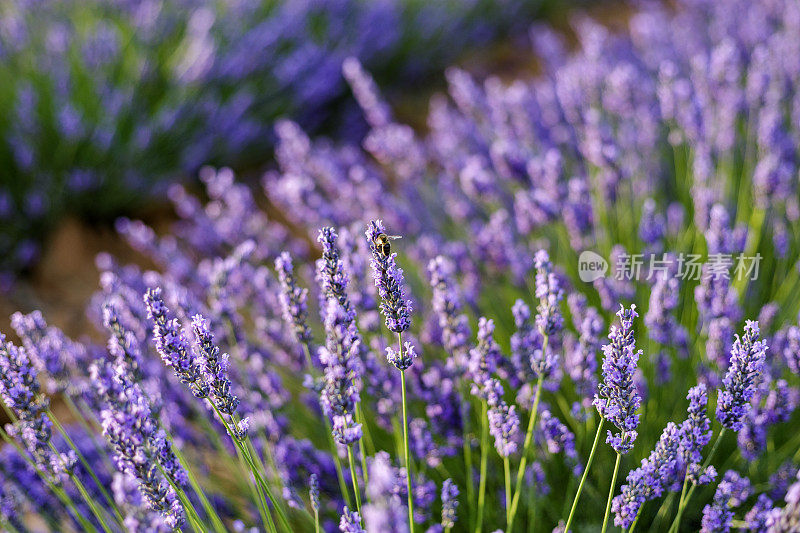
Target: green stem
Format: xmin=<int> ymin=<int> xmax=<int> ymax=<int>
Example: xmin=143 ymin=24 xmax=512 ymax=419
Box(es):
xmin=314 ymin=509 xmax=320 ymax=533
xmin=347 ymin=445 xmax=363 ymax=521
xmin=602 ymin=453 xmax=622 ymax=533
xmin=628 ymin=503 xmax=643 ymax=533
xmin=476 ymin=401 xmax=489 ymax=533
xmin=400 ymin=361 xmax=416 ymax=533
xmin=507 ymin=373 xmax=546 ymax=531
xmin=504 ymin=456 xmax=512 ymax=529
xmin=47 ymin=408 xmax=126 ymax=526
xmin=210 ymin=405 xmax=282 ymax=532
xmin=563 ymin=417 xmax=605 ymax=533
xmin=171 ymin=443 xmax=229 ymax=533
xmin=463 ymin=403 xmax=476 ymax=532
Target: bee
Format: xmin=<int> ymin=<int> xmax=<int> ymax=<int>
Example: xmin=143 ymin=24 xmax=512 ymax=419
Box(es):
xmin=373 ymin=233 xmax=402 ymax=258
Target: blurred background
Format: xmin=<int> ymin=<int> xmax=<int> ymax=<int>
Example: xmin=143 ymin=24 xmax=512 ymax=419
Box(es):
xmin=0 ymin=0 xmax=619 ymax=337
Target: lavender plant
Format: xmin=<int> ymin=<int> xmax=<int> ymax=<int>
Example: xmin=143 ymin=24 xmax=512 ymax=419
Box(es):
xmin=0 ymin=0 xmax=800 ymax=531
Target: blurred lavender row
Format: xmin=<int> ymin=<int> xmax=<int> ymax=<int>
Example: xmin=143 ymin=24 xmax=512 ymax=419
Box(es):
xmin=0 ymin=0 xmax=553 ymax=282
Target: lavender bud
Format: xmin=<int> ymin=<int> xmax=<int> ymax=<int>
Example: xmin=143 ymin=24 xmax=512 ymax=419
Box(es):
xmin=441 ymin=479 xmax=459 ymax=530
xmin=594 ymin=304 xmax=642 ymax=454
xmin=339 ymin=506 xmax=365 ymax=533
xmin=716 ymin=321 xmax=767 ymax=431
xmin=144 ymin=288 xmax=209 ymax=399
xmin=366 ymin=220 xmax=412 ymax=333
xmin=309 ymin=473 xmax=320 ymax=511
xmin=275 ymin=251 xmax=313 ymax=345
xmin=533 ymin=250 xmax=564 ymax=337
xmin=386 ymin=341 xmax=417 ymax=371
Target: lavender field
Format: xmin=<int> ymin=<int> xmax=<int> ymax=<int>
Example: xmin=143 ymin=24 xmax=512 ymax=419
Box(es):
xmin=1 ymin=0 xmax=799 ymax=531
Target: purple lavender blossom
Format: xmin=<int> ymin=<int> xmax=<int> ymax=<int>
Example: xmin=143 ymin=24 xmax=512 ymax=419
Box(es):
xmin=612 ymin=422 xmax=682 ymax=528
xmin=744 ymin=494 xmax=774 ymax=532
xmin=192 ymin=315 xmax=239 ymax=415
xmin=319 ymin=298 xmax=363 ymax=445
xmin=469 ymin=317 xmax=501 ymax=399
xmin=484 ymin=379 xmax=520 ymax=457
xmin=511 ymin=299 xmax=558 ymax=382
xmin=681 ymin=384 xmax=715 ymax=485
xmin=700 ymin=470 xmax=751 ymax=533
xmin=441 ymin=479 xmax=458 ymax=530
xmin=566 ymin=294 xmax=603 ymax=413
xmin=537 ymin=409 xmax=579 ymax=473
xmin=363 ymin=452 xmax=408 ymax=533
xmin=0 ymin=334 xmax=74 ymax=483
xmin=144 ymin=287 xmax=210 ymax=399
xmin=366 ymin=220 xmax=412 ymax=333
xmin=340 ymin=507 xmax=365 ymax=533
xmin=428 ymin=256 xmax=471 ymax=369
xmin=275 ymin=251 xmax=313 ymax=345
xmin=386 ymin=342 xmax=418 ymax=371
xmin=594 ymin=304 xmax=642 ymax=454
xmin=716 ymin=321 xmax=767 ymax=431
xmin=10 ymin=311 xmax=83 ymax=394
xmin=91 ymin=360 xmax=186 ymax=528
xmin=533 ymin=250 xmax=564 ymax=337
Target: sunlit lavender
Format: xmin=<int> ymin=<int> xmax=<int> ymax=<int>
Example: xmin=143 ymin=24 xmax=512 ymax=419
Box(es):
xmin=1 ymin=0 xmax=800 ymax=531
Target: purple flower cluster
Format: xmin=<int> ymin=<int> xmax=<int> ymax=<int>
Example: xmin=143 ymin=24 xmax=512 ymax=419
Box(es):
xmin=533 ymin=250 xmax=564 ymax=337
xmin=612 ymin=422 xmax=682 ymax=527
xmin=319 ymin=298 xmax=363 ymax=445
xmin=428 ymin=256 xmax=471 ymax=369
xmin=91 ymin=360 xmax=186 ymax=528
xmin=441 ymin=479 xmax=459 ymax=530
xmin=366 ymin=220 xmax=412 ymax=334
xmin=700 ymin=470 xmax=751 ymax=533
xmin=594 ymin=305 xmax=642 ymax=454
xmin=469 ymin=317 xmax=502 ymax=399
xmin=484 ymin=379 xmax=520 ymax=457
xmin=275 ymin=252 xmax=314 ymax=346
xmin=0 ymin=334 xmax=75 ymax=483
xmin=716 ymin=321 xmax=768 ymax=431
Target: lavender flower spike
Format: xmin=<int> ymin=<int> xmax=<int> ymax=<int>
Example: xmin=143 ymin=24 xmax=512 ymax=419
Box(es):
xmin=276 ymin=251 xmax=313 ymax=345
xmin=319 ymin=298 xmax=363 ymax=445
xmin=716 ymin=321 xmax=767 ymax=431
xmin=441 ymin=479 xmax=459 ymax=530
xmin=484 ymin=379 xmax=520 ymax=457
xmin=681 ymin=384 xmax=715 ymax=485
xmin=309 ymin=473 xmax=320 ymax=512
xmin=700 ymin=471 xmax=751 ymax=533
xmin=144 ymin=287 xmax=209 ymax=399
xmin=612 ymin=422 xmax=682 ymax=527
xmin=594 ymin=304 xmax=642 ymax=454
xmin=533 ymin=249 xmax=564 ymax=337
xmin=366 ymin=220 xmax=412 ymax=333
xmin=192 ymin=315 xmax=239 ymax=415
xmin=340 ymin=506 xmax=366 ymax=533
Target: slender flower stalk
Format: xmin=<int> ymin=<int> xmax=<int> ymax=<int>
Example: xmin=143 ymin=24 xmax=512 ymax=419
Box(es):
xmin=310 ymin=474 xmax=320 ymax=533
xmin=670 ymin=321 xmax=767 ymax=533
xmin=566 ymin=304 xmax=642 ymax=532
xmin=366 ymin=220 xmax=415 ymax=533
xmin=508 ymin=250 xmax=562 ymax=531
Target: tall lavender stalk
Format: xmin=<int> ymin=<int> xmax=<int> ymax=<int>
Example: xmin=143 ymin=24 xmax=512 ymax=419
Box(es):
xmin=669 ymin=321 xmax=767 ymax=533
xmin=144 ymin=287 xmax=288 ymax=533
xmin=366 ymin=219 xmax=415 ymax=533
xmin=317 ymin=226 xmax=370 ymax=508
xmin=565 ymin=304 xmax=642 ymax=533
xmin=507 ymin=250 xmax=562 ymax=532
